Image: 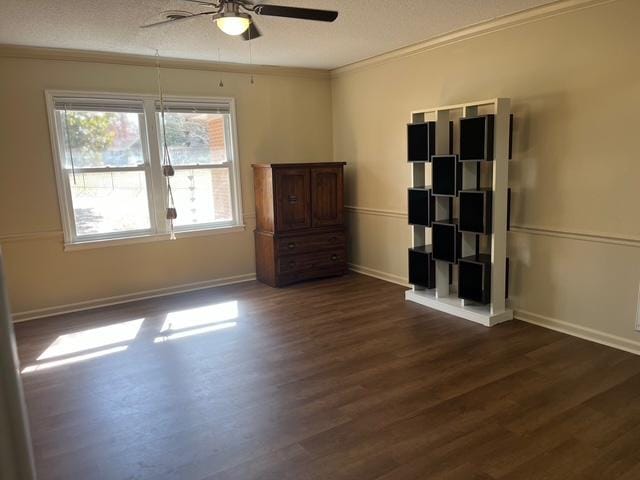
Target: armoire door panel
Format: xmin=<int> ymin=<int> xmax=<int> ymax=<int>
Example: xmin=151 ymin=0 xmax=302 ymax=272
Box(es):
xmin=311 ymin=167 xmax=343 ymax=227
xmin=274 ymin=169 xmax=311 ymax=231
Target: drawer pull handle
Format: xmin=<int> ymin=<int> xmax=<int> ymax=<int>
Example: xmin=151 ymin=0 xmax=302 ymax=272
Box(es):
xmin=288 ymin=242 xmax=296 ymax=249
xmin=331 ymin=254 xmax=338 ymax=261
xmin=329 ymin=236 xmax=337 ymax=243
xmin=288 ymin=195 xmax=298 ymax=204
xmin=288 ymin=260 xmax=296 ymax=267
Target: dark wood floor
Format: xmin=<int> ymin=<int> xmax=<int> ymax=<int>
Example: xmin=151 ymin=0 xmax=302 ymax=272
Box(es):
xmin=14 ymin=273 xmax=640 ymax=480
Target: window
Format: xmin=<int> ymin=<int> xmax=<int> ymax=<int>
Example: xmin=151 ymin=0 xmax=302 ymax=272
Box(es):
xmin=47 ymin=92 xmax=242 ymax=248
xmin=157 ymin=102 xmax=235 ymax=227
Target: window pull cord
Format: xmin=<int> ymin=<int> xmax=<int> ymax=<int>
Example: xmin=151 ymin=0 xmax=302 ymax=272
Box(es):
xmin=63 ymin=104 xmax=77 ymax=185
xmin=156 ymin=50 xmax=177 ymax=240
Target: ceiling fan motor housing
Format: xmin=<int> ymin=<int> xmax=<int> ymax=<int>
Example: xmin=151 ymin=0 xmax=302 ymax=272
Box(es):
xmin=212 ymin=1 xmax=248 ymax=21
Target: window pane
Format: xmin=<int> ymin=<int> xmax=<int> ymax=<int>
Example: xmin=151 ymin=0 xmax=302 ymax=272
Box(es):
xmin=69 ymin=171 xmax=151 ymax=236
xmin=159 ymin=112 xmax=229 ymax=166
xmin=172 ymin=168 xmax=233 ymax=227
xmin=59 ymin=110 xmax=144 ymax=168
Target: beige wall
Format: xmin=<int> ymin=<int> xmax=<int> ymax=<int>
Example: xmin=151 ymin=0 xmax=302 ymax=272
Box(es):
xmin=332 ymin=0 xmax=640 ymax=350
xmin=0 ymin=55 xmax=332 ymax=314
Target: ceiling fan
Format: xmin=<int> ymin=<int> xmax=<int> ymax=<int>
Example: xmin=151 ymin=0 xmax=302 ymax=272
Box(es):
xmin=141 ymin=0 xmax=339 ymax=40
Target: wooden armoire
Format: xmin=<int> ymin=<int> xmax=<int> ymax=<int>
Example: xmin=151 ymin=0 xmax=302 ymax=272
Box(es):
xmin=252 ymin=162 xmax=347 ymax=287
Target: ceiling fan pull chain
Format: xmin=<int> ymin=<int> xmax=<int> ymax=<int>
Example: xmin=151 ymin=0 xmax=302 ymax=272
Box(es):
xmin=249 ymin=28 xmax=255 ymax=85
xmin=217 ymin=48 xmax=224 ymax=87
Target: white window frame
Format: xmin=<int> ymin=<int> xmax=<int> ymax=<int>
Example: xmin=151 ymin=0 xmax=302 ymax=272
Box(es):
xmin=45 ymin=90 xmax=244 ymax=250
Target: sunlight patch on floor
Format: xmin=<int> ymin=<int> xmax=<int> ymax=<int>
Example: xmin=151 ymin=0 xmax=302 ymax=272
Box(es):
xmin=22 ymin=346 xmax=128 ymax=373
xmin=37 ymin=318 xmax=144 ymax=361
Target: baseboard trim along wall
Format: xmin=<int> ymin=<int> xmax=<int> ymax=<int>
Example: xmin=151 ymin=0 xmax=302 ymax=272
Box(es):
xmin=514 ymin=309 xmax=640 ymax=356
xmin=12 ymin=272 xmax=257 ymax=323
xmin=348 ymin=263 xmax=408 ymax=287
xmin=348 ymin=263 xmax=640 ymax=356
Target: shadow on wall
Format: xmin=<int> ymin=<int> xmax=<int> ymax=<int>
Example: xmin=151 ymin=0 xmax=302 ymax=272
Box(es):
xmin=340 ymin=118 xmax=359 ymax=265
xmin=508 ymin=92 xmax=571 ymax=315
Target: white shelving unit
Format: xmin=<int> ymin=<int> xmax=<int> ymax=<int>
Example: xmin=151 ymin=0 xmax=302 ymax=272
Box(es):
xmin=405 ymin=98 xmax=513 ymax=327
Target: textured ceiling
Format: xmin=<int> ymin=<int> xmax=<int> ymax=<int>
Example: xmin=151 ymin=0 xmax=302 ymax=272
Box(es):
xmin=0 ymin=0 xmax=559 ymax=69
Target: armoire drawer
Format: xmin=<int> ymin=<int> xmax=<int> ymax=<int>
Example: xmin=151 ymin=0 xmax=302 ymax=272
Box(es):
xmin=277 ymin=249 xmax=346 ymax=274
xmin=276 ymin=232 xmax=345 ymax=255
xmin=277 ymin=265 xmax=346 ymax=286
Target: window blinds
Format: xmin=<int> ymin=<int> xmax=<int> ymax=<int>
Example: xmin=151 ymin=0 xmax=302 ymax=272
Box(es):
xmin=53 ymin=98 xmax=145 ymax=113
xmin=154 ymin=101 xmax=231 ymax=114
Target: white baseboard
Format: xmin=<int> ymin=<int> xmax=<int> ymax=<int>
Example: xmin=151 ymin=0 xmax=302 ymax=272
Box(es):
xmin=12 ymin=273 xmax=257 ymax=323
xmin=348 ymin=263 xmax=408 ymax=287
xmin=515 ymin=309 xmax=640 ymax=356
xmin=13 ymin=263 xmax=640 ymax=357
xmin=350 ymin=262 xmax=640 ymax=356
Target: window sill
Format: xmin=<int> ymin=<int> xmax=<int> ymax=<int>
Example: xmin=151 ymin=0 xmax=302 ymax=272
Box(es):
xmin=64 ymin=224 xmax=247 ymax=252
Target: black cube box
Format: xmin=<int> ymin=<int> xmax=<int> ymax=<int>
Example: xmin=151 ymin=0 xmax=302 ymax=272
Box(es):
xmin=408 ymin=188 xmax=435 ymax=227
xmin=431 ymin=154 xmax=462 ymax=197
xmin=460 ymin=114 xmax=494 ymax=161
xmin=432 ymin=220 xmax=461 ymax=264
xmin=408 ymin=246 xmax=436 ymax=289
xmin=407 ymin=122 xmax=436 ymax=162
xmin=459 ymin=189 xmax=493 ymax=234
xmin=458 ymin=254 xmax=491 ymax=304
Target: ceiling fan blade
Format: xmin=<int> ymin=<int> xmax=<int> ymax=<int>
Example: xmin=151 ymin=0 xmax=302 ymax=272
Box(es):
xmin=254 ymin=4 xmax=338 ymax=22
xmin=242 ymin=21 xmax=262 ymax=41
xmin=140 ymin=11 xmax=214 ymax=28
xmin=178 ymin=0 xmax=217 ymax=5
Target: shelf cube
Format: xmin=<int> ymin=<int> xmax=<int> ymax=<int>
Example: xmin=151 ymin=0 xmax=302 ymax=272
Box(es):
xmin=506 ymin=257 xmax=510 ymax=299
xmin=459 ymin=189 xmax=493 ymax=234
xmin=458 ymin=254 xmax=492 ymax=304
xmin=408 ymin=246 xmax=436 ymax=289
xmin=432 ymin=220 xmax=461 ymax=264
xmin=408 ymin=188 xmax=435 ymax=227
xmin=431 ymin=154 xmax=462 ymax=197
xmin=460 ymin=114 xmax=494 ymax=161
xmin=407 ymin=122 xmax=436 ymax=162
xmin=507 ymin=188 xmax=511 ymax=231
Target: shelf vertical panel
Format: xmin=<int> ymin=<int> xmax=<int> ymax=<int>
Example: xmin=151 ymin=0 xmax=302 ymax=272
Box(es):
xmin=411 ymin=112 xmax=426 ymax=290
xmin=490 ymin=98 xmax=510 ymax=314
xmin=434 ymin=109 xmax=450 ymax=298
xmin=460 ymin=105 xmax=479 ymax=262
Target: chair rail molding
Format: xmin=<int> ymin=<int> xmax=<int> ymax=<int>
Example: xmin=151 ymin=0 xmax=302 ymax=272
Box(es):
xmin=345 ymin=205 xmax=640 ymax=249
xmin=344 ymin=205 xmax=405 ymax=219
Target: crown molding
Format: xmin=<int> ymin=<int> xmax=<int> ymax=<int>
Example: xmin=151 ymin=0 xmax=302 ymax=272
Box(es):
xmin=331 ymin=0 xmax=617 ymax=76
xmin=0 ymin=0 xmax=615 ymax=80
xmin=0 ymin=44 xmax=330 ymax=79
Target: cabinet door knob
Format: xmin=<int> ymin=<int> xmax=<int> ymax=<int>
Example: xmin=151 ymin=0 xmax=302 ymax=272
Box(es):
xmin=331 ymin=254 xmax=338 ymax=261
xmin=329 ymin=236 xmax=337 ymax=243
xmin=288 ymin=260 xmax=296 ymax=267
xmin=288 ymin=242 xmax=296 ymax=249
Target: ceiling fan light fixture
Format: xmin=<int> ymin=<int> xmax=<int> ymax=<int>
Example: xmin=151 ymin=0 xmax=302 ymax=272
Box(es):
xmin=215 ymin=12 xmax=250 ymax=36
